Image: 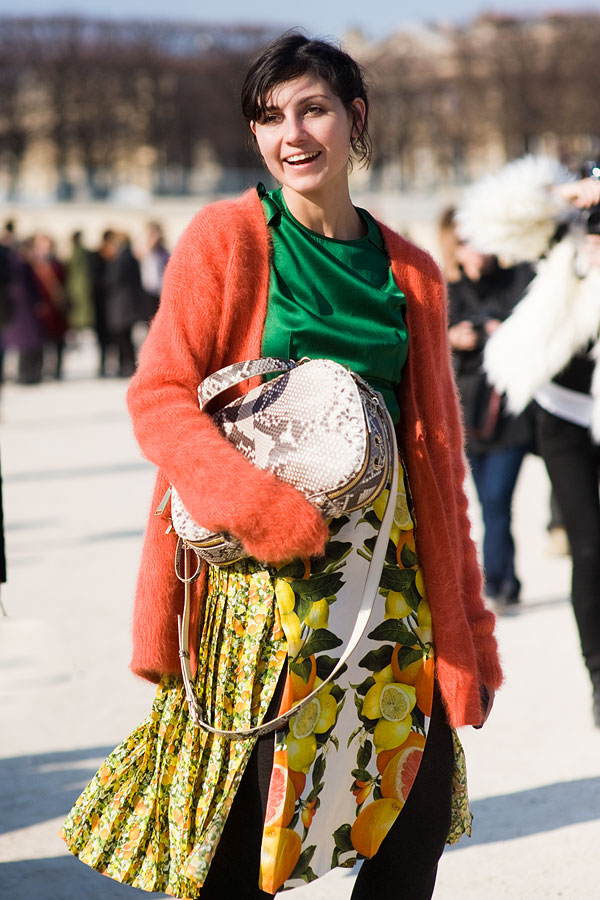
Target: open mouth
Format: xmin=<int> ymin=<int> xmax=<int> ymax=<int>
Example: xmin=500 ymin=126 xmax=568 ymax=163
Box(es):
xmin=284 ymin=151 xmax=321 ymax=166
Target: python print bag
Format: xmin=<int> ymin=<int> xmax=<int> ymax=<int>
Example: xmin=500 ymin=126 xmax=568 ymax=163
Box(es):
xmin=166 ymin=356 xmax=394 ymax=566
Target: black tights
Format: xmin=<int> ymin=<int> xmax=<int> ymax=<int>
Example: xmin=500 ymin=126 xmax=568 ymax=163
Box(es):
xmin=200 ymin=687 xmax=454 ymax=900
xmin=199 ymin=733 xmax=274 ymax=899
xmin=536 ymin=407 xmax=600 ymax=675
xmin=199 ymin=692 xmax=278 ymax=900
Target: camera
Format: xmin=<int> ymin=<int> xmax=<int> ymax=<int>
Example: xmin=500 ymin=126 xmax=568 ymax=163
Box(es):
xmin=581 ymin=161 xmax=600 ymax=235
xmin=586 ymin=206 xmax=600 ymax=235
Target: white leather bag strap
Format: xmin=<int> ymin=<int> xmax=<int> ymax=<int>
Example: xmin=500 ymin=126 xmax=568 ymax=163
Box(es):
xmin=176 ymin=416 xmax=399 ymax=740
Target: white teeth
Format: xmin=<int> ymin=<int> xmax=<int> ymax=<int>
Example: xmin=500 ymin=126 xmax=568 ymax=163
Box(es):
xmin=286 ymin=151 xmax=319 ymax=163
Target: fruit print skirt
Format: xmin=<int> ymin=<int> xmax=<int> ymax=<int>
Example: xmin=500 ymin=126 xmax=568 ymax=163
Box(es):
xmin=60 ymin=458 xmax=472 ymax=897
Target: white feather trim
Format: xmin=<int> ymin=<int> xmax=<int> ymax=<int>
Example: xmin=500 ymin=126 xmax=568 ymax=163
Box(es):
xmin=457 ymin=155 xmax=572 ymax=263
xmin=483 ymin=236 xmax=600 ymax=419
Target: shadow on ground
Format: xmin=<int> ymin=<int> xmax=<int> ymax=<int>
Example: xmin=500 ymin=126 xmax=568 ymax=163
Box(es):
xmin=3 ymin=747 xmax=598 ymax=840
xmin=0 ymin=747 xmax=165 ymax=899
xmin=450 ymin=776 xmax=600 ymax=849
xmin=1 ymin=748 xmax=599 ymax=893
xmin=0 ymin=747 xmax=117 ymax=835
xmin=0 ymin=856 xmax=166 ymax=899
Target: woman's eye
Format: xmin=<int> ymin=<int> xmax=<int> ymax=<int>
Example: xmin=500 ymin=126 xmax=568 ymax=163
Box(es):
xmin=305 ymin=105 xmax=323 ymax=116
xmin=261 ymin=113 xmax=280 ymax=125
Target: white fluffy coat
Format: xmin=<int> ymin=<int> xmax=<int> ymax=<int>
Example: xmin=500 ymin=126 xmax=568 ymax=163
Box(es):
xmin=483 ymin=235 xmax=600 ymax=440
xmin=457 ymin=155 xmax=572 ymax=263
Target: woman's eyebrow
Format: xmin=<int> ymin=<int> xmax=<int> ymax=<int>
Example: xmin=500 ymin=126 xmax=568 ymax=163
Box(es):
xmin=264 ymin=93 xmax=331 ymax=111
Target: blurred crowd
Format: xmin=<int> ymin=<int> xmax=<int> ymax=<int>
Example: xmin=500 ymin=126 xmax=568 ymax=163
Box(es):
xmin=0 ymin=220 xmax=169 ymax=383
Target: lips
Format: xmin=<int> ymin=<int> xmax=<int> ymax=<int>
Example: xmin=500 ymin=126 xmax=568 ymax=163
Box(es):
xmin=284 ymin=151 xmax=321 ymax=166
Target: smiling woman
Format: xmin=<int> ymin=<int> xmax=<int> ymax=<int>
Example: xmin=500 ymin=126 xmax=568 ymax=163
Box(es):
xmin=249 ymin=75 xmax=365 ymax=238
xmin=60 ymin=31 xmax=501 ymax=900
xmin=243 ymin=39 xmax=370 ymax=239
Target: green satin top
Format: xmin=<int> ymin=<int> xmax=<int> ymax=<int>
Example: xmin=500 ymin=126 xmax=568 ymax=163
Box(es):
xmin=258 ymin=184 xmax=408 ymax=423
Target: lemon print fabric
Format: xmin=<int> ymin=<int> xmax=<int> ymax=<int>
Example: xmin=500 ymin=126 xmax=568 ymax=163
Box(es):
xmin=60 ymin=564 xmax=288 ymax=898
xmin=258 ymin=456 xmax=467 ymax=894
xmin=60 ymin=456 xmax=471 ymax=898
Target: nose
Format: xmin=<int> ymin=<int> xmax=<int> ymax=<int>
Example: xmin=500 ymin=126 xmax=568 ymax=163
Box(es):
xmin=282 ymin=113 xmax=306 ymax=147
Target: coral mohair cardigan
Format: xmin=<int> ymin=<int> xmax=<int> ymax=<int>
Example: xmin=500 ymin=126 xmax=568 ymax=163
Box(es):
xmin=126 ymin=189 xmax=503 ymax=728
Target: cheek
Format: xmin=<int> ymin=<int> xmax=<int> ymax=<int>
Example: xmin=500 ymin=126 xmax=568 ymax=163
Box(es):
xmin=326 ymin=120 xmax=353 ymax=156
xmin=254 ymin=133 xmax=280 ymax=169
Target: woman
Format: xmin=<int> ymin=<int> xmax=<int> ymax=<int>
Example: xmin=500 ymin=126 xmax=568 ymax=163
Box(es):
xmin=104 ymin=232 xmax=143 ymax=377
xmin=440 ymin=208 xmax=534 ymax=610
xmin=458 ymin=155 xmax=600 ymax=725
xmin=61 ymin=35 xmax=501 ymax=898
xmin=139 ymin=221 xmax=170 ymax=322
xmin=1 ymin=237 xmax=45 ymax=385
xmin=30 ymin=233 xmax=68 ymax=380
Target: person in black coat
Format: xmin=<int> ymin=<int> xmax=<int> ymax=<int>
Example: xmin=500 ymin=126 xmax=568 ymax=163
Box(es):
xmin=0 ymin=458 xmax=5 ymax=578
xmin=439 ymin=208 xmax=534 ymax=610
xmin=89 ymin=230 xmax=115 ymax=377
xmin=104 ymin=233 xmax=143 ymax=378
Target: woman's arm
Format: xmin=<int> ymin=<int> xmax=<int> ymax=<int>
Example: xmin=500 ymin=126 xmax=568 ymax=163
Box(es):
xmin=127 ymin=206 xmax=328 ymax=565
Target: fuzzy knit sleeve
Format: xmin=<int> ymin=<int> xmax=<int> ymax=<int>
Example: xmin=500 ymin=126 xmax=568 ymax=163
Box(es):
xmin=126 ymin=197 xmax=327 ymax=565
xmin=429 ymin=257 xmax=501 ymax=685
xmin=384 ymin=229 xmax=502 ymax=723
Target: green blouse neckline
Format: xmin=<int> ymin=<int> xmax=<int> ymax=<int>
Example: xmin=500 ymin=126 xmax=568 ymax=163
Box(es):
xmin=257 ymin=182 xmax=385 ymax=252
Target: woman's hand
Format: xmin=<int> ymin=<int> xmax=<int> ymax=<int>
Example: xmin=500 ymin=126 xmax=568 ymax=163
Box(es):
xmin=554 ymin=177 xmax=600 ymax=209
xmin=448 ymin=320 xmax=479 ymax=351
xmin=484 ymin=318 xmax=501 ymax=337
xmin=229 ymin=478 xmax=329 ymax=565
xmin=473 ymin=684 xmax=495 ymax=728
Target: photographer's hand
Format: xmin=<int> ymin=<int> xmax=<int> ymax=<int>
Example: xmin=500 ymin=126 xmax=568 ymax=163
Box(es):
xmin=554 ymin=177 xmax=600 ymax=209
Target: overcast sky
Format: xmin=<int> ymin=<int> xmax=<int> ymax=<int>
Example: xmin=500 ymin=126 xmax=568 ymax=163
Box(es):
xmin=3 ymin=0 xmax=600 ymax=40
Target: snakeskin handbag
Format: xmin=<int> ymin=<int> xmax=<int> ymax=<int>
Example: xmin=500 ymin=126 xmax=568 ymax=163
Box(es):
xmin=165 ymin=356 xmax=399 ymax=738
xmin=167 ymin=356 xmax=395 ymax=566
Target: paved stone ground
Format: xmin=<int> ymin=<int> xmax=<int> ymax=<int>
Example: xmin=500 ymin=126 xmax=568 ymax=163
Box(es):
xmin=1 ymin=335 xmax=599 ymax=899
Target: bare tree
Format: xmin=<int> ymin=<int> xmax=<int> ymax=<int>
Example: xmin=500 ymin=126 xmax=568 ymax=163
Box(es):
xmin=1 ymin=12 xmax=599 ymax=197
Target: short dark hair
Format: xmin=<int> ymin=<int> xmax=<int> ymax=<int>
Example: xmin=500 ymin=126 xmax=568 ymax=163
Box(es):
xmin=241 ymin=32 xmax=372 ymax=168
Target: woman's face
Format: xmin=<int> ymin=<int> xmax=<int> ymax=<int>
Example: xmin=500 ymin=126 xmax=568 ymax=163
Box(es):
xmin=250 ymin=73 xmax=365 ymax=203
xmin=455 ymin=242 xmax=493 ymax=281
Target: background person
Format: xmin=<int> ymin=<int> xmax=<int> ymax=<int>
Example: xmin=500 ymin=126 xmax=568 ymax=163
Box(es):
xmin=439 ymin=207 xmax=534 ymax=611
xmin=89 ymin=229 xmax=116 ymax=377
xmin=30 ymin=233 xmax=68 ymax=380
xmin=139 ymin=221 xmax=169 ymax=322
xmin=459 ymin=155 xmax=600 ymax=725
xmin=103 ymin=231 xmax=142 ymax=378
xmin=0 ymin=236 xmax=13 ymax=383
xmin=1 ymin=236 xmax=45 ymax=385
xmin=0 ymin=450 xmax=5 ymax=616
xmin=65 ymin=230 xmax=94 ymax=335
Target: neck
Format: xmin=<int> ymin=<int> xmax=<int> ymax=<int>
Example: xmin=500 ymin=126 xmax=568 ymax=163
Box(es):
xmin=281 ymin=182 xmax=366 ymax=240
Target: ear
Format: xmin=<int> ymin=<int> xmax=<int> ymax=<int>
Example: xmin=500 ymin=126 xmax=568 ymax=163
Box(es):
xmin=250 ymin=121 xmax=257 ymax=137
xmin=350 ymin=98 xmax=366 ymax=140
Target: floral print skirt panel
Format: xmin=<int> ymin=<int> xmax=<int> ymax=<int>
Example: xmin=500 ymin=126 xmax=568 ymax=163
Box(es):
xmin=60 ymin=457 xmax=472 ymax=897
